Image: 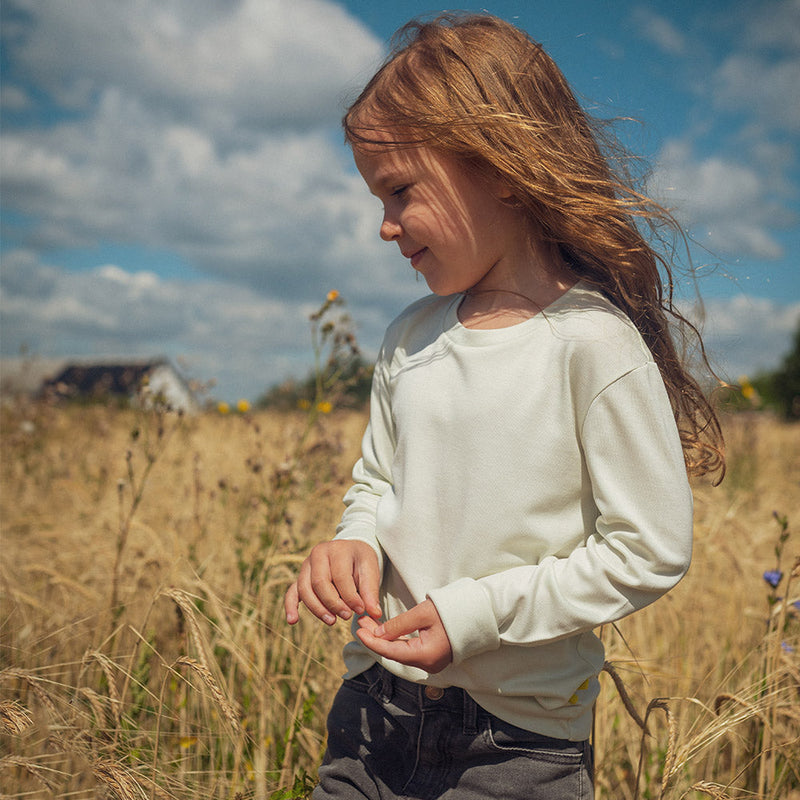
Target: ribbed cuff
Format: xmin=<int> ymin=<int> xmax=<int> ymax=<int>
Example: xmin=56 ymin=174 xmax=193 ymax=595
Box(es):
xmin=427 ymin=577 xmax=500 ymax=664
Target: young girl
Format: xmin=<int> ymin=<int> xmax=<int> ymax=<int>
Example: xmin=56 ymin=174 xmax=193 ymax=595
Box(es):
xmin=285 ymin=13 xmax=723 ymax=799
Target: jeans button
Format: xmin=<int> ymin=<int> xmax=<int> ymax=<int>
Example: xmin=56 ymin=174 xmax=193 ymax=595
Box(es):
xmin=424 ymin=685 xmax=444 ymax=700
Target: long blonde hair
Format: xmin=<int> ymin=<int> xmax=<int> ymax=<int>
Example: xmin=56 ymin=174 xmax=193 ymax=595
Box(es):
xmin=344 ymin=13 xmax=724 ymax=481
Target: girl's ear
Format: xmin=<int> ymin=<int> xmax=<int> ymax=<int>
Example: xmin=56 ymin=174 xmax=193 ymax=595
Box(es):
xmin=494 ymin=179 xmax=514 ymax=200
xmin=488 ymin=174 xmax=516 ymax=201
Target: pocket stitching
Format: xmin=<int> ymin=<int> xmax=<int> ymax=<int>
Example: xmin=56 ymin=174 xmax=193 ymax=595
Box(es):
xmin=484 ymin=723 xmax=584 ymax=763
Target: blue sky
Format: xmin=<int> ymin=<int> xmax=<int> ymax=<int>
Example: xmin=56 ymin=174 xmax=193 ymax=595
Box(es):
xmin=1 ymin=0 xmax=798 ymax=402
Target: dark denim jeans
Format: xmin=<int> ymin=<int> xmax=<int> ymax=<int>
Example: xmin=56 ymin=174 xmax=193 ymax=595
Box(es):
xmin=314 ymin=664 xmax=593 ymax=800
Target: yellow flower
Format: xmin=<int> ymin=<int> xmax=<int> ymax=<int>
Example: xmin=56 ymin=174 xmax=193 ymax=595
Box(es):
xmin=236 ymin=399 xmax=250 ymax=413
xmin=317 ymin=400 xmax=333 ymax=414
xmin=217 ymin=401 xmax=230 ymax=415
xmin=298 ymin=398 xmax=311 ymax=410
xmin=738 ymin=376 xmax=755 ymax=400
xmin=327 ymin=290 xmax=339 ymax=302
xmin=179 ymin=736 xmax=198 ymax=749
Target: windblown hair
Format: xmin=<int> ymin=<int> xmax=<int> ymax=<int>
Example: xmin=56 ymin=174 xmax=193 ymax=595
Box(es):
xmin=344 ymin=13 xmax=724 ymax=481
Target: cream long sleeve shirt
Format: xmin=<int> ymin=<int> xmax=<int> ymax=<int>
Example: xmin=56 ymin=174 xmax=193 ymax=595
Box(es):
xmin=334 ymin=281 xmax=693 ymax=740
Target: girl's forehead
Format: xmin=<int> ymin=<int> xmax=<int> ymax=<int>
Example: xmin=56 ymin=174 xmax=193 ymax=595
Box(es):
xmin=353 ymin=143 xmax=454 ymax=194
xmin=353 ymin=144 xmax=418 ymax=182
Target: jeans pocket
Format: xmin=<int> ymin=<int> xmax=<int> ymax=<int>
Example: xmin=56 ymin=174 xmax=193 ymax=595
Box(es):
xmin=481 ymin=718 xmax=593 ymax=799
xmin=484 ymin=717 xmax=585 ymax=764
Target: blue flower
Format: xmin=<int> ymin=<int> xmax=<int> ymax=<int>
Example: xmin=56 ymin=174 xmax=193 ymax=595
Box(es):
xmin=781 ymin=641 xmax=796 ymax=654
xmin=763 ymin=569 xmax=783 ymax=588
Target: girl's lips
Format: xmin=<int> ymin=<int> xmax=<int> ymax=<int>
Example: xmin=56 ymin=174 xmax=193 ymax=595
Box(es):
xmin=410 ymin=247 xmax=427 ymax=268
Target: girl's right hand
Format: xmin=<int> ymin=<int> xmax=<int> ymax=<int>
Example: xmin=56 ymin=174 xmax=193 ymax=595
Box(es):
xmin=284 ymin=540 xmax=382 ymax=626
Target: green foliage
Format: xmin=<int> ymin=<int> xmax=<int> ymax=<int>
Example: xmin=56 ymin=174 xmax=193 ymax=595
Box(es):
xmin=259 ymin=356 xmax=373 ymax=412
xmin=732 ymin=320 xmax=800 ymax=419
xmin=257 ymin=293 xmax=373 ymax=412
xmin=762 ymin=322 xmax=800 ymax=419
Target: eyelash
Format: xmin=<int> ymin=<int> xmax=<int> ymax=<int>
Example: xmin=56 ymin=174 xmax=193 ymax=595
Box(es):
xmin=391 ymin=185 xmax=409 ymax=198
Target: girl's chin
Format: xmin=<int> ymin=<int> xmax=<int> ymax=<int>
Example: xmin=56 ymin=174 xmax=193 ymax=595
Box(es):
xmin=426 ymin=282 xmax=462 ymax=297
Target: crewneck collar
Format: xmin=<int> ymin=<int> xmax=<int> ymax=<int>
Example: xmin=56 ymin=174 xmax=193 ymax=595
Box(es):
xmin=443 ymin=280 xmax=586 ymax=346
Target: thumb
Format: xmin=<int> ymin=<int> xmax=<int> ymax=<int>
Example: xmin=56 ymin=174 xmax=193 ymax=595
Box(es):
xmin=374 ymin=604 xmax=428 ymax=640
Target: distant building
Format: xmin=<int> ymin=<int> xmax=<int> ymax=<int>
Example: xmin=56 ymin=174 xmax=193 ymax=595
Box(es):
xmin=41 ymin=358 xmax=198 ymax=413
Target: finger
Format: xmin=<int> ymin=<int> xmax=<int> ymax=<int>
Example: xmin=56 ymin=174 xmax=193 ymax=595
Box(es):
xmin=356 ymin=610 xmax=452 ymax=673
xmin=374 ymin=603 xmax=431 ymax=641
xmin=328 ymin=549 xmax=363 ymax=617
xmin=296 ymin=558 xmax=338 ymax=625
xmin=309 ymin=546 xmax=370 ymax=622
xmin=284 ymin=582 xmax=301 ymax=624
xmin=356 ymin=625 xmax=415 ymax=661
xmin=357 ymin=614 xmax=399 ymax=637
xmin=355 ymin=552 xmax=383 ymax=619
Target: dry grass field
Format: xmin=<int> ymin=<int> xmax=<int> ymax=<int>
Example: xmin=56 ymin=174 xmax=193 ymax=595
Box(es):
xmin=1 ymin=394 xmax=799 ymax=799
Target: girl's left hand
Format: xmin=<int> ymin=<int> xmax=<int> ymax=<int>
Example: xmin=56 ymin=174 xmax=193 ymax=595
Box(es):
xmin=356 ymin=599 xmax=453 ymax=674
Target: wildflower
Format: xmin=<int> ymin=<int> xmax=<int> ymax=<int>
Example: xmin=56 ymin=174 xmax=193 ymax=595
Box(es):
xmin=763 ymin=569 xmax=783 ymax=588
xmin=317 ymin=400 xmax=333 ymax=414
xmin=736 ymin=375 xmax=761 ymax=406
xmin=327 ymin=290 xmax=340 ymax=302
xmin=781 ymin=641 xmax=796 ymax=654
xmin=298 ymin=398 xmax=311 ymax=410
xmin=217 ymin=401 xmax=230 ymax=415
xmin=236 ymin=399 xmax=250 ymax=414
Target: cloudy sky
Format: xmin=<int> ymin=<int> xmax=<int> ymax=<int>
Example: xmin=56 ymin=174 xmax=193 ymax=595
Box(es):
xmin=1 ymin=0 xmax=798 ymax=402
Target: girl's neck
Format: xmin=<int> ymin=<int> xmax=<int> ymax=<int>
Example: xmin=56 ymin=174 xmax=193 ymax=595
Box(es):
xmin=458 ymin=283 xmax=570 ymax=330
xmin=458 ymin=241 xmax=575 ymax=330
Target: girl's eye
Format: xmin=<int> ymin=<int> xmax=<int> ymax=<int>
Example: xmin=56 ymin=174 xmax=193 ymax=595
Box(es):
xmin=391 ymin=185 xmax=409 ymax=198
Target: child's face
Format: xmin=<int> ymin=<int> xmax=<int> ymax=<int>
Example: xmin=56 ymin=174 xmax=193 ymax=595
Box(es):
xmin=353 ymin=139 xmax=526 ymax=296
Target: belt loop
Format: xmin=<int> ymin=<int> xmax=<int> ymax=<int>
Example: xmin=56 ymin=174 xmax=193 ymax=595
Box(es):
xmin=462 ymin=690 xmax=478 ymax=735
xmin=379 ymin=664 xmax=394 ymax=703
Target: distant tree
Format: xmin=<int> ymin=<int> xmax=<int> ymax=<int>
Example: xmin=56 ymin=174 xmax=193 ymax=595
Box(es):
xmin=766 ymin=321 xmax=800 ymax=419
xmin=746 ymin=320 xmax=800 ymax=419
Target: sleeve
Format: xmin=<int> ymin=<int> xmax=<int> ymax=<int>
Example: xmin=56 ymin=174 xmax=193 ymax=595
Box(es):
xmin=426 ymin=362 xmax=694 ymax=665
xmin=332 ymin=354 xmax=395 ymax=573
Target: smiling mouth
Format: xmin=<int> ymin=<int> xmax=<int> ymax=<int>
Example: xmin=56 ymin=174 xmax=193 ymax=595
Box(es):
xmin=409 ymin=247 xmax=427 ymax=268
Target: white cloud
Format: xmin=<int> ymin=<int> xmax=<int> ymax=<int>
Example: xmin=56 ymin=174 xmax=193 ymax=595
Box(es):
xmin=642 ymin=2 xmax=799 ymax=268
xmin=3 ymin=0 xmax=383 ymax=136
xmin=686 ymin=294 xmax=800 ymax=381
xmin=632 ymin=8 xmax=687 ymax=56
xmin=0 ymin=83 xmax=31 ymax=110
xmin=0 ymin=0 xmax=416 ymax=312
xmin=746 ymin=0 xmax=800 ymax=52
xmin=713 ymin=54 xmax=800 ymax=132
xmin=652 ymin=141 xmax=786 ymax=260
xmin=0 ymin=80 xmax=407 ymax=302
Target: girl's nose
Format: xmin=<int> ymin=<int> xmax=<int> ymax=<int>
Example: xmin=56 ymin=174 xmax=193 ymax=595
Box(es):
xmin=380 ymin=214 xmax=402 ymax=242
